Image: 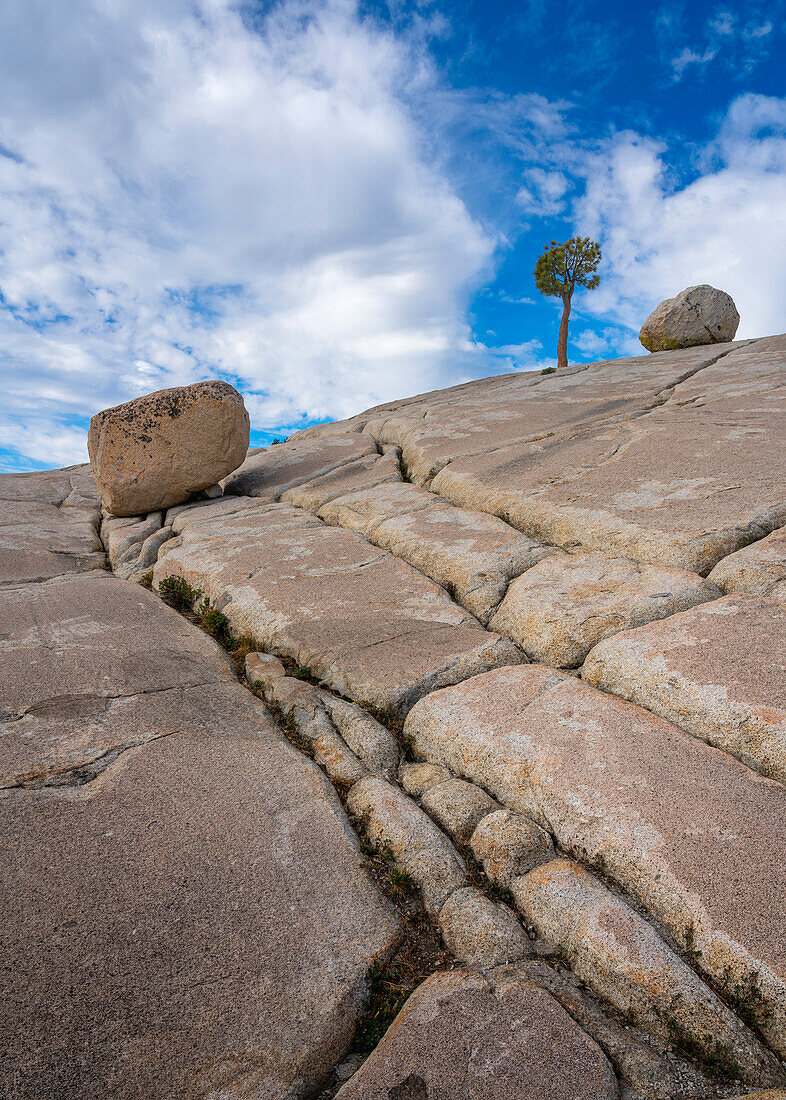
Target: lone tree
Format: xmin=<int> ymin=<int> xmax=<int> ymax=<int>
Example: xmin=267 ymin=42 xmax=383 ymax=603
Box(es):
xmin=534 ymin=236 xmax=601 ymax=369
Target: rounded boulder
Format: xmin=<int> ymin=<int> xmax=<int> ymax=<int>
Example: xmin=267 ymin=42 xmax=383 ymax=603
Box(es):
xmin=639 ymin=284 xmax=740 ymax=352
xmin=88 ymin=381 xmax=250 ymax=516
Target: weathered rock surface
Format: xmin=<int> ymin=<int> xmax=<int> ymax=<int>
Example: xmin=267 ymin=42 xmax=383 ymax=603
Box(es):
xmin=153 ymin=498 xmax=521 ymax=713
xmin=346 ymin=776 xmax=467 ymax=915
xmin=0 ymin=571 xmax=400 ymax=1099
xmin=489 ymin=551 xmax=719 ymax=666
xmin=519 ymin=958 xmax=713 ymax=1100
xmin=88 ymin=380 xmax=249 ymax=516
xmin=470 ymin=809 xmax=555 ymax=887
xmin=582 ymin=594 xmax=786 ymax=782
xmin=320 ymin=694 xmax=401 ymax=780
xmin=0 ymin=464 xmax=104 ymax=584
xmin=100 ymin=510 xmax=172 ymax=581
xmin=318 ymin=480 xmax=433 ymax=535
xmin=315 ymin=481 xmax=553 ymax=623
xmin=513 ymin=860 xmax=784 ymax=1087
xmin=224 ymin=432 xmax=376 ymax=500
xmin=420 ymin=777 xmax=500 ymax=844
xmin=729 ymin=1093 xmax=786 ymax=1099
xmin=9 ymin=332 xmax=786 ymax=1097
xmin=404 ymin=664 xmax=786 ymax=1056
xmin=335 ymin=967 xmax=619 ymax=1100
xmin=282 ymin=448 xmax=403 ymax=511
xmin=639 ymin=285 xmax=740 ymax=352
xmin=709 ymin=526 xmax=786 ymax=600
xmin=437 ymin=887 xmax=531 ymax=968
xmin=269 ymin=679 xmax=370 ymax=786
xmin=398 ymin=761 xmax=453 ymax=797
xmin=248 ymin=652 xmax=400 ymax=781
xmin=427 ymin=338 xmax=786 ymax=573
xmin=341 ymin=343 xmax=733 ymax=487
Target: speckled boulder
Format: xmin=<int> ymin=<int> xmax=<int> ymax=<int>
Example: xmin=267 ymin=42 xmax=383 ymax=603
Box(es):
xmin=335 ymin=967 xmax=619 ymax=1100
xmin=639 ymin=284 xmax=739 ymax=352
xmin=88 ymin=381 xmax=249 ymax=516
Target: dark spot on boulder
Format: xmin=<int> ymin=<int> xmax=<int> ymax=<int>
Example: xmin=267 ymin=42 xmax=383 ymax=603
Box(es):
xmin=389 ymin=1074 xmax=428 ymax=1099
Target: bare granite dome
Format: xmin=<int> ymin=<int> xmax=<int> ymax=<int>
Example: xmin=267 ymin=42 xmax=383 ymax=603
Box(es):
xmin=2 ymin=334 xmax=785 ymax=1099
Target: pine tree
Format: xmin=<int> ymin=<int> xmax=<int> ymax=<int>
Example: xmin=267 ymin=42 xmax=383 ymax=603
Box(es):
xmin=534 ymin=237 xmax=601 ymax=369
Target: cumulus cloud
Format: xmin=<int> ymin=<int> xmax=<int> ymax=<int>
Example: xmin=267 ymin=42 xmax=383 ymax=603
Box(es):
xmin=573 ymin=94 xmax=786 ymax=341
xmin=0 ymin=0 xmax=495 ymax=468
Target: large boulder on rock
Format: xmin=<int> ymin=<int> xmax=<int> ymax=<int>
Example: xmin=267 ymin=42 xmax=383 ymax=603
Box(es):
xmin=88 ymin=380 xmax=249 ymax=516
xmin=639 ymin=284 xmax=740 ymax=352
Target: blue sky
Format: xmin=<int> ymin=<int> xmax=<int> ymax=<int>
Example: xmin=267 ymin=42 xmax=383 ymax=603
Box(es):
xmin=1 ymin=0 xmax=784 ymax=471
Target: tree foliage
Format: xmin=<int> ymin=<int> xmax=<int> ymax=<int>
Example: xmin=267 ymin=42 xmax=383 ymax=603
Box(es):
xmin=534 ymin=236 xmax=601 ymax=299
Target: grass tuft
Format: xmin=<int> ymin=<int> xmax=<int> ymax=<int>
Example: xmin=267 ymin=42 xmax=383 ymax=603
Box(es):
xmin=158 ymin=575 xmax=201 ymax=612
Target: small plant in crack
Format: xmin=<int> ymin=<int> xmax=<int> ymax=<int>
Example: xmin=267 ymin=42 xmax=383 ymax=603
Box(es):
xmin=227 ymin=632 xmax=262 ymax=676
xmin=195 ymin=599 xmax=234 ymax=646
xmin=665 ymin=1019 xmax=741 ymax=1080
xmin=139 ymin=569 xmax=153 ymax=589
xmin=485 ymin=882 xmax=515 ymax=906
xmin=158 ymin=574 xmax=201 ymax=612
xmin=357 ymin=833 xmax=416 ymax=898
xmin=388 ymin=866 xmax=417 ymax=894
xmin=722 ymin=970 xmax=771 ymax=1029
xmin=540 ymin=365 xmax=557 ymax=375
xmin=290 ymin=665 xmax=317 ymax=682
xmin=354 ymin=962 xmax=412 ymax=1053
xmin=362 ymin=703 xmax=408 ymax=745
xmin=683 ymin=921 xmax=703 ymax=965
xmin=279 ymin=657 xmax=321 ymax=686
xmin=353 ymin=926 xmax=451 ymax=1054
xmin=269 ymin=706 xmax=313 ymax=757
xmin=554 ymin=944 xmax=571 ymax=966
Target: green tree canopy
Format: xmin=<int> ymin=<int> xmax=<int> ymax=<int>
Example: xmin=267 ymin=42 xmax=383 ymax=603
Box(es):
xmin=534 ymin=236 xmax=601 ymax=297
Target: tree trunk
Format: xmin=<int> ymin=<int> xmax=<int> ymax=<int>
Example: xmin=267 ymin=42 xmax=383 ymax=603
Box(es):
xmin=557 ymin=292 xmax=571 ymax=369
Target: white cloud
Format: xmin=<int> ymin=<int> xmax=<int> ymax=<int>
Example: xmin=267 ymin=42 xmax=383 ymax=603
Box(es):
xmin=743 ymin=21 xmax=773 ymax=39
xmin=516 ymin=167 xmax=569 ymax=215
xmin=0 ymin=0 xmax=495 ymax=468
xmin=574 ymin=94 xmax=786 ymax=341
xmin=570 ymin=325 xmax=638 ymax=359
xmin=708 ymin=12 xmax=735 ymax=36
xmin=671 ymin=45 xmax=718 ymax=80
